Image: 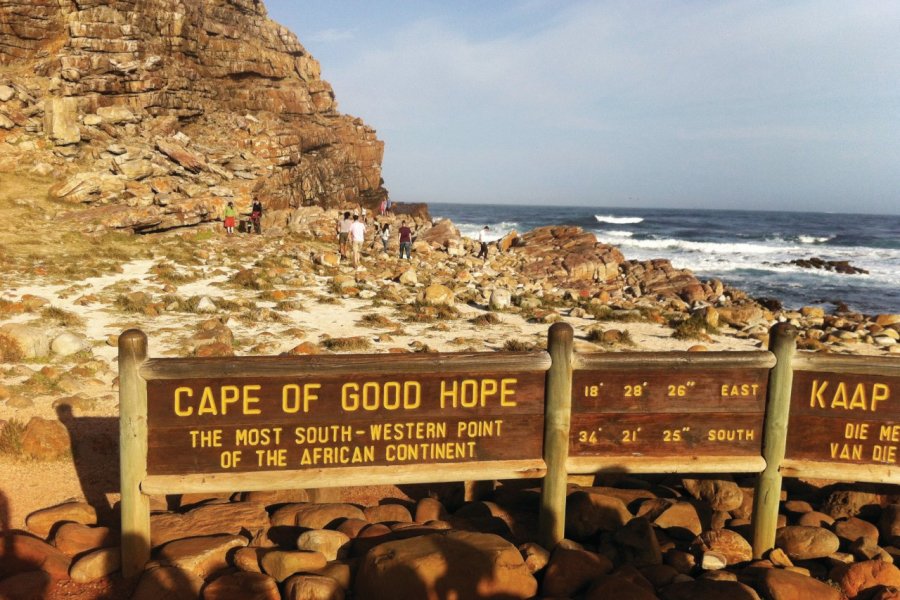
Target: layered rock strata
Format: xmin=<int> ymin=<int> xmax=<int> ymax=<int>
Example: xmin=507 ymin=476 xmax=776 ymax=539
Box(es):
xmin=0 ymin=0 xmax=387 ymax=231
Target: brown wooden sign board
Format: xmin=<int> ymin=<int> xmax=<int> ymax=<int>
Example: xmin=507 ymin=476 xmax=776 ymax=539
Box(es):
xmin=567 ymin=352 xmax=774 ymax=473
xmin=146 ymin=370 xmax=546 ymax=476
xmin=783 ymin=355 xmax=900 ymax=483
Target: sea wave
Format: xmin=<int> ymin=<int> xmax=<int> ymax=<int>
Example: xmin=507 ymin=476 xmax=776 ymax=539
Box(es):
xmin=601 ymin=230 xmax=634 ymax=238
xmin=798 ymin=234 xmax=834 ymax=244
xmin=595 ymin=215 xmax=644 ymax=224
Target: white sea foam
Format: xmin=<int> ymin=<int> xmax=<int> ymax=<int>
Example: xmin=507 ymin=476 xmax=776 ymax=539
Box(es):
xmin=595 ymin=215 xmax=644 ymax=224
xmin=599 ymin=230 xmax=634 ymax=238
xmin=798 ymin=234 xmax=834 ymax=244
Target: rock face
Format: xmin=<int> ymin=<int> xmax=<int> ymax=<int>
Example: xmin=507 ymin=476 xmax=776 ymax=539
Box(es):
xmin=0 ymin=0 xmax=387 ymax=231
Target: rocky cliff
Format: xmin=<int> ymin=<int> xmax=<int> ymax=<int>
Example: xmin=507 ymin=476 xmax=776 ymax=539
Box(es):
xmin=0 ymin=0 xmax=387 ymax=231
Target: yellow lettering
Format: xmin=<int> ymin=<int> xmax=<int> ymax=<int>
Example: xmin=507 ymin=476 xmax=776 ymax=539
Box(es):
xmin=831 ymin=382 xmax=849 ymax=409
xmin=220 ymin=385 xmax=239 ymax=414
xmin=872 ymin=383 xmax=890 ymax=412
xmin=811 ymin=379 xmax=828 ymax=408
xmin=243 ymin=384 xmax=261 ymax=415
xmin=174 ymin=386 xmax=193 ymax=417
xmin=198 ymin=387 xmax=217 ymax=415
xmin=500 ymin=378 xmax=517 ymax=407
xmin=880 ymin=424 xmax=900 ymax=442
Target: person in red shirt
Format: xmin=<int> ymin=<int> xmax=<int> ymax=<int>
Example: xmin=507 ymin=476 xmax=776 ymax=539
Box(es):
xmin=398 ymin=220 xmax=413 ymax=260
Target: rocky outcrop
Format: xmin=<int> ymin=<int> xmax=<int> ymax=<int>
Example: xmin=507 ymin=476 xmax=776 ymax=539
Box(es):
xmin=0 ymin=0 xmax=387 ymax=231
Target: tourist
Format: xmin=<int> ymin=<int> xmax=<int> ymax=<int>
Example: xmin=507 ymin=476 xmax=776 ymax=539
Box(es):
xmin=477 ymin=225 xmax=490 ymax=260
xmin=337 ymin=211 xmax=352 ymax=259
xmin=369 ymin=218 xmax=380 ymax=249
xmin=379 ymin=199 xmax=387 ymax=215
xmin=250 ymin=199 xmax=263 ymax=234
xmin=385 ymin=197 xmax=392 ymax=214
xmin=349 ymin=214 xmax=366 ymax=267
xmin=223 ymin=201 xmax=236 ymax=235
xmin=398 ymin=220 xmax=413 ymax=260
xmin=380 ymin=222 xmax=391 ymax=252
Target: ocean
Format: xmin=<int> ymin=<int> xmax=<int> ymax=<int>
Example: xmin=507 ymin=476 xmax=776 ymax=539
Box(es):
xmin=428 ymin=203 xmax=900 ymax=316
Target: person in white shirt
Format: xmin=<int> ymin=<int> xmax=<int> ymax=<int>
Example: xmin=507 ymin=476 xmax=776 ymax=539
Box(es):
xmin=477 ymin=226 xmax=490 ymax=260
xmin=349 ymin=214 xmax=367 ymax=267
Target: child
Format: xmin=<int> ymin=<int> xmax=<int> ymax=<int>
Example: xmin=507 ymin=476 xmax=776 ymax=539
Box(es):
xmin=223 ymin=201 xmax=237 ymax=235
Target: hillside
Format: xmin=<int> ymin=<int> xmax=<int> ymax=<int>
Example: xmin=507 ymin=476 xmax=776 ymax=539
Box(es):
xmin=0 ymin=0 xmax=387 ymax=232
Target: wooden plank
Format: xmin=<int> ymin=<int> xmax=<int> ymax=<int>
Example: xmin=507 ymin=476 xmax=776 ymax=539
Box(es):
xmin=118 ymin=329 xmax=150 ymax=578
xmin=780 ymin=459 xmax=899 ymax=484
xmin=566 ymin=455 xmax=766 ymax=474
xmin=751 ymin=323 xmax=797 ymax=558
xmin=574 ymin=351 xmax=775 ymax=371
xmin=141 ymin=351 xmax=551 ymax=380
xmin=793 ymin=354 xmax=900 ymax=376
xmin=141 ymin=459 xmax=546 ymax=495
xmin=539 ymin=323 xmax=574 ymax=550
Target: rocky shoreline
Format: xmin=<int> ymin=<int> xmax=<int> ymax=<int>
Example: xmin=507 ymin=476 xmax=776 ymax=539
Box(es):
xmin=1 ymin=202 xmax=899 ymax=598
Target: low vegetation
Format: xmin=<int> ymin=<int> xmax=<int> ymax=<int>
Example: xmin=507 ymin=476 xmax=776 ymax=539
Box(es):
xmin=0 ymin=418 xmax=25 ymax=456
xmin=321 ymin=336 xmax=373 ymax=352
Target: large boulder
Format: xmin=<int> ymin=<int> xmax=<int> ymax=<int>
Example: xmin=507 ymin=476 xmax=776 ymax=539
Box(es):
xmin=355 ymin=531 xmax=537 ymax=599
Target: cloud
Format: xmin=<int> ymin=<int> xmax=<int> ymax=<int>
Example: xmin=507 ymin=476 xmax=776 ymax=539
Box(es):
xmin=318 ymin=0 xmax=900 ymax=210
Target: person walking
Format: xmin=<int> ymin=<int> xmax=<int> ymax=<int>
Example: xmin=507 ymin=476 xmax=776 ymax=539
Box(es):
xmin=477 ymin=225 xmax=490 ymax=260
xmin=223 ymin=201 xmax=237 ymax=235
xmin=250 ymin=199 xmax=263 ymax=234
xmin=380 ymin=222 xmax=391 ymax=252
xmin=398 ymin=220 xmax=413 ymax=260
xmin=369 ymin=218 xmax=381 ymax=249
xmin=349 ymin=214 xmax=366 ymax=268
xmin=379 ymin=199 xmax=387 ymax=216
xmin=337 ymin=211 xmax=352 ymax=259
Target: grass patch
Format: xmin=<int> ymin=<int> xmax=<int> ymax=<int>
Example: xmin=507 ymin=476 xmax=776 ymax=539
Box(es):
xmin=0 ymin=418 xmax=26 ymax=456
xmin=41 ymin=306 xmax=84 ymax=327
xmin=586 ymin=327 xmax=634 ymax=346
xmin=0 ymin=333 xmax=24 ymax=362
xmin=588 ymin=304 xmax=652 ymax=322
xmin=321 ymin=336 xmax=373 ymax=352
xmin=503 ymin=339 xmax=536 ymax=352
xmin=358 ymin=313 xmax=399 ymax=328
xmin=671 ymin=313 xmax=719 ymax=340
xmin=114 ymin=292 xmax=153 ymax=313
xmin=151 ymin=262 xmax=196 ymax=284
xmin=401 ymin=302 xmax=460 ymax=323
xmin=471 ymin=313 xmax=501 ymax=326
xmin=316 ymin=295 xmax=339 ymax=305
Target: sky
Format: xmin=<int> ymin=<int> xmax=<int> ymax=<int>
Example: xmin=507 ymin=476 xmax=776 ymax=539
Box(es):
xmin=265 ymin=1 xmax=900 ymax=214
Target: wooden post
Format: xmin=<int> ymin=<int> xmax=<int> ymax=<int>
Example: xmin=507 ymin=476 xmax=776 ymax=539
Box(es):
xmin=119 ymin=329 xmax=150 ymax=577
xmin=538 ymin=322 xmax=574 ymax=549
xmin=751 ymin=323 xmax=797 ymax=558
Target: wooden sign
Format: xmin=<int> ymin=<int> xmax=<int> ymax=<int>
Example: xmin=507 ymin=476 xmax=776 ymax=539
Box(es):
xmin=782 ymin=354 xmax=900 ymax=483
xmin=146 ymin=371 xmax=545 ymax=477
xmin=118 ymin=330 xmax=551 ymax=576
xmin=567 ymin=352 xmax=775 ymax=474
xmin=137 ymin=352 xmax=550 ymax=493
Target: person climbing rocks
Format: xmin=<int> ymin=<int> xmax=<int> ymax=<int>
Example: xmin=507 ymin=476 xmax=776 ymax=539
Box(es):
xmin=223 ymin=201 xmax=237 ymax=235
xmin=349 ymin=213 xmax=367 ymax=268
xmin=398 ymin=220 xmax=413 ymax=260
xmin=250 ymin=199 xmax=263 ymax=234
xmin=337 ymin=211 xmax=352 ymax=259
xmin=477 ymin=225 xmax=490 ymax=260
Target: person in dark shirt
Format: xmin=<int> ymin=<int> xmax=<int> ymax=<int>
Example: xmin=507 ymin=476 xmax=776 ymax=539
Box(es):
xmin=398 ymin=220 xmax=413 ymax=260
xmin=250 ymin=199 xmax=263 ymax=234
